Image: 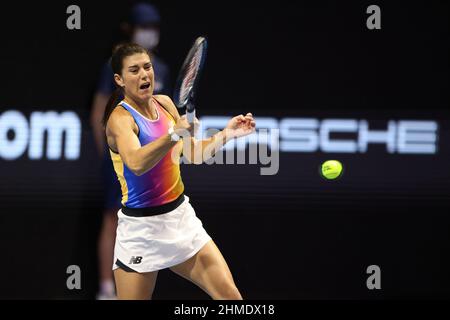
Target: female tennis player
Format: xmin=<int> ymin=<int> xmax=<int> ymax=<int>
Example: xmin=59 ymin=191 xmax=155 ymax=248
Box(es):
xmin=103 ymin=43 xmax=255 ymax=300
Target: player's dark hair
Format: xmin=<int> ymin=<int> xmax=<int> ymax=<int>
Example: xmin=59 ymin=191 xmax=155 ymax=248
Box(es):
xmin=102 ymin=43 xmax=150 ymax=127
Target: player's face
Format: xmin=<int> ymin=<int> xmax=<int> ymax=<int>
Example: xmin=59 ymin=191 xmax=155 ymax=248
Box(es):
xmin=119 ymin=52 xmax=154 ymax=102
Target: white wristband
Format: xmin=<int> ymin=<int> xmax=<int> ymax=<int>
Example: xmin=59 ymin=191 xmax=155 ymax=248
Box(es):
xmin=168 ymin=126 xmax=180 ymax=141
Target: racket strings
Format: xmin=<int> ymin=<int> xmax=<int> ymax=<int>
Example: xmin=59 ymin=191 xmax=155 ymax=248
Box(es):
xmin=174 ymin=37 xmax=207 ymax=109
xmin=180 ymin=48 xmax=204 ymax=102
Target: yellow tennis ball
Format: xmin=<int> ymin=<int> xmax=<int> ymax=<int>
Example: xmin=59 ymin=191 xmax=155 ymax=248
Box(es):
xmin=321 ymin=160 xmax=343 ymax=180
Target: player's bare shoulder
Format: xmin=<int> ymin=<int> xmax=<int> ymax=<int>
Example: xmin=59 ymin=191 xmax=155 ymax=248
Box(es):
xmin=154 ymin=95 xmax=181 ymax=120
xmin=106 ymin=105 xmax=137 ymax=137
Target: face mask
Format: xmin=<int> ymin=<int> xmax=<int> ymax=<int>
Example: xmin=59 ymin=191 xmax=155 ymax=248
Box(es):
xmin=132 ymin=29 xmax=160 ymax=51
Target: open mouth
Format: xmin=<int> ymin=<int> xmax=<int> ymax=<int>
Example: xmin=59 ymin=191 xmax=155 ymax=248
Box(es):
xmin=139 ymin=82 xmax=151 ymax=90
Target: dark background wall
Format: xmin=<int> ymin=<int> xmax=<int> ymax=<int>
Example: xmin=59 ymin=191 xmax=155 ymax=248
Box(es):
xmin=0 ymin=0 xmax=449 ymax=299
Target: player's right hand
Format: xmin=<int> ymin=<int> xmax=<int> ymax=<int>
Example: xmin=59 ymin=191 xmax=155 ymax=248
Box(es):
xmin=174 ymin=115 xmax=199 ymax=138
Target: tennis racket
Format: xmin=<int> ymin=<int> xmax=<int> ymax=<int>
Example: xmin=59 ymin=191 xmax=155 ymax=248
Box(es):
xmin=173 ymin=36 xmax=208 ymax=124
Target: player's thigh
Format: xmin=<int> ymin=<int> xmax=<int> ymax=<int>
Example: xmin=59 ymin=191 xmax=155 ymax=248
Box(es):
xmin=170 ymin=240 xmax=238 ymax=296
xmin=114 ymin=268 xmax=158 ymax=300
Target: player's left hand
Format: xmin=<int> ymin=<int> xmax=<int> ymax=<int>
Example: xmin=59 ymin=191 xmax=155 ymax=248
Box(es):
xmin=225 ymin=113 xmax=256 ymax=139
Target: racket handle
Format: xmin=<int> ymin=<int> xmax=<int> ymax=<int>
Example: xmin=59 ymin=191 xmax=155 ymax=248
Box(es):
xmin=187 ymin=109 xmax=196 ymax=124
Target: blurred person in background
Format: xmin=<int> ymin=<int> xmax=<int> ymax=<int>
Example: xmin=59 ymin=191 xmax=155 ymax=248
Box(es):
xmin=90 ymin=2 xmax=170 ymax=300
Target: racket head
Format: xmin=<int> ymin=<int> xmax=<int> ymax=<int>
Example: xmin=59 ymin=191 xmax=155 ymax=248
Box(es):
xmin=173 ymin=37 xmax=208 ymax=111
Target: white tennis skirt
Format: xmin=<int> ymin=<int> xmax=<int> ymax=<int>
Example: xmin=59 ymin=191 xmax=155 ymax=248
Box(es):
xmin=112 ymin=195 xmax=212 ymax=273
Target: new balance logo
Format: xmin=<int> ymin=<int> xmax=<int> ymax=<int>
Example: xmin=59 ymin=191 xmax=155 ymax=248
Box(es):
xmin=129 ymin=256 xmax=143 ymax=264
